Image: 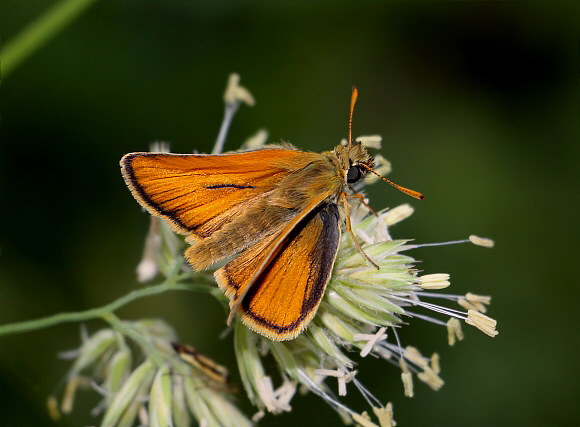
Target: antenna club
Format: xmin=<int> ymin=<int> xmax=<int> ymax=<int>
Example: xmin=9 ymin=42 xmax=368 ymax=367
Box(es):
xmin=348 ymin=86 xmax=358 ymax=145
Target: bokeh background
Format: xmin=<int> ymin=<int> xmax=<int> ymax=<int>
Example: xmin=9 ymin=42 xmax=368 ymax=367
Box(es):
xmin=1 ymin=1 xmax=578 ymax=426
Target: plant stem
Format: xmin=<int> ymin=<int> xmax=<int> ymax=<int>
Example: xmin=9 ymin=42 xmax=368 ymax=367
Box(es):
xmin=2 ymin=0 xmax=97 ymax=80
xmin=212 ymin=101 xmax=240 ymax=154
xmin=0 ymin=280 xmax=217 ymax=337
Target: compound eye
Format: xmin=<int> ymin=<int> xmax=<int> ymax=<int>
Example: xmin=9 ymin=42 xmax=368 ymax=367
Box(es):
xmin=346 ymin=165 xmax=363 ymax=183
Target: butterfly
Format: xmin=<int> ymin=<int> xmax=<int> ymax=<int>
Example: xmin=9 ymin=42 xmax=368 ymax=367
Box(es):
xmin=120 ymin=87 xmax=423 ymax=341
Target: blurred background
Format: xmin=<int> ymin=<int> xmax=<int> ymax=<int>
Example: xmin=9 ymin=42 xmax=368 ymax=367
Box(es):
xmin=1 ymin=1 xmax=578 ymax=426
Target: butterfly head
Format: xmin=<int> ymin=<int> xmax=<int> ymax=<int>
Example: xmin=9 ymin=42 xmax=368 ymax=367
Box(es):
xmin=333 ymin=142 xmax=374 ymax=185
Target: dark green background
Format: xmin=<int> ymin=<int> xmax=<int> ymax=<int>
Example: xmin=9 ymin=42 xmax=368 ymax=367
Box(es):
xmin=1 ymin=1 xmax=578 ymax=426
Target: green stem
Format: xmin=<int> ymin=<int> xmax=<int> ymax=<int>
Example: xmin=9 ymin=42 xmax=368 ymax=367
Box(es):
xmin=102 ymin=312 xmax=165 ymax=365
xmin=1 ymin=0 xmax=97 ymax=80
xmin=0 ymin=280 xmax=217 ymax=337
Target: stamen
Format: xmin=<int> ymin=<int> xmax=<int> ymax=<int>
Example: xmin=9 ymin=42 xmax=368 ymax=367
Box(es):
xmin=469 ymin=235 xmax=495 ymax=248
xmin=296 ymin=370 xmax=358 ymax=416
xmin=409 ymin=235 xmax=494 ymax=249
xmin=417 ymin=366 xmax=444 ymax=391
xmin=373 ymin=403 xmax=396 ymax=427
xmin=274 ymin=380 xmax=297 ymax=407
xmin=466 ymin=292 xmax=491 ymax=305
xmin=136 ymin=216 xmax=161 ymax=282
xmin=387 ymin=294 xmax=467 ymax=319
xmin=313 ymin=369 xmax=344 ymax=378
xmin=430 ymin=353 xmax=441 ymax=374
xmin=458 ymin=297 xmax=480 ymax=312
xmin=379 ymin=204 xmax=414 ymax=227
xmin=352 ymin=377 xmax=384 ymax=408
xmin=61 ymin=377 xmax=80 ymax=414
xmin=413 ymin=291 xmax=460 ymax=302
xmin=404 ymin=311 xmax=449 ymax=327
xmin=214 ymin=73 xmax=254 ymax=154
xmin=375 ymin=346 xmax=392 ymax=360
xmin=466 ymin=310 xmax=498 ymax=337
xmin=256 ymin=376 xmax=277 ymax=412
xmin=356 ymin=135 xmax=382 ymax=149
xmin=47 ymin=396 xmax=61 ymax=421
xmin=419 ymin=273 xmax=451 ymax=290
xmin=338 ymin=370 xmax=357 ymax=396
xmin=391 ymin=326 xmax=404 ymax=359
xmin=352 ymin=412 xmax=380 ymax=427
xmin=242 ymin=129 xmax=269 ymax=149
xmin=407 ymin=239 xmax=471 ymax=249
xmin=356 ymin=229 xmax=375 ymax=246
xmin=359 ymin=326 xmax=388 ymax=357
xmin=401 ymin=372 xmax=414 ymax=397
xmin=446 ymin=318 xmax=464 ymax=346
xmin=404 ymin=346 xmax=429 ymax=368
xmin=89 ymin=380 xmax=112 ymax=397
xmin=252 ymin=411 xmax=265 ymax=422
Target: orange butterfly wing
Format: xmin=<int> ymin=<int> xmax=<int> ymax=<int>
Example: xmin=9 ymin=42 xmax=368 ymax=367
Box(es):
xmin=120 ymin=149 xmax=321 ymax=238
xmin=216 ymin=202 xmax=341 ymax=341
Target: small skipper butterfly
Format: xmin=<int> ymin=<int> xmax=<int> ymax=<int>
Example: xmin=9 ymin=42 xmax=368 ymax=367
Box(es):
xmin=121 ymin=87 xmax=423 ymax=341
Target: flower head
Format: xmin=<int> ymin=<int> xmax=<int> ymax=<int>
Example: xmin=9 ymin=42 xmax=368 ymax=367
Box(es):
xmin=50 ymin=320 xmax=252 ymax=427
xmin=233 ymin=192 xmax=497 ymax=426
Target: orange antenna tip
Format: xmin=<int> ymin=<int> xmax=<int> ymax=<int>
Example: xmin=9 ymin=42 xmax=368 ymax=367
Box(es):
xmin=350 ymin=86 xmax=358 ymax=112
xmin=348 ymin=87 xmax=358 ymax=145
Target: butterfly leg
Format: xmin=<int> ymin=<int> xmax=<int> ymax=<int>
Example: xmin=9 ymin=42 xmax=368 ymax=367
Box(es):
xmin=340 ymin=192 xmax=380 ymax=270
xmin=345 ymin=192 xmax=377 ymax=216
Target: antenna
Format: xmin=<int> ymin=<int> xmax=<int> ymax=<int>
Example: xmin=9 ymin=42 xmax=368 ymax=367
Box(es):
xmin=359 ymin=162 xmax=425 ymax=200
xmin=348 ymin=86 xmax=358 ymax=145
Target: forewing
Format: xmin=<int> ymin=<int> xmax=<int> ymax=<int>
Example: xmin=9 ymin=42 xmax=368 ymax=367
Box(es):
xmin=120 ymin=149 xmax=321 ymax=237
xmin=217 ymin=203 xmax=340 ymax=341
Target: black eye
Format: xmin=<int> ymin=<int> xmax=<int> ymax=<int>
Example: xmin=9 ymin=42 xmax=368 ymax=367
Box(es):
xmin=346 ymin=165 xmax=362 ymax=183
